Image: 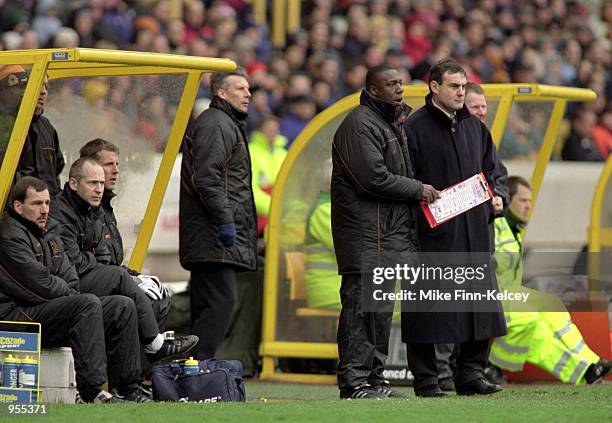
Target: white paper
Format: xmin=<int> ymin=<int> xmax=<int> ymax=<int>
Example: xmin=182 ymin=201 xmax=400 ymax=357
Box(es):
xmin=426 ymin=173 xmax=491 ymax=224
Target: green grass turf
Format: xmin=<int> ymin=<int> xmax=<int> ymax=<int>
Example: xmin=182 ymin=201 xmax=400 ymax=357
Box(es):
xmin=7 ymin=381 xmax=611 ymax=423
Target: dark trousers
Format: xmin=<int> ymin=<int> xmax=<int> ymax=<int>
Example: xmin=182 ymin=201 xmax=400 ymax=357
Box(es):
xmin=337 ymin=274 xmax=392 ymax=390
xmin=406 ymin=339 xmax=490 ymax=390
xmin=5 ymin=294 xmax=141 ymax=401
xmin=80 ymin=265 xmax=159 ymax=342
xmin=189 ymin=263 xmax=236 ymax=360
xmin=435 ymin=343 xmax=456 ymax=380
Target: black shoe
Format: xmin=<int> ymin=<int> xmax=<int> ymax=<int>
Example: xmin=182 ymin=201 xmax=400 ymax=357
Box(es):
xmin=146 ymin=332 xmax=199 ymax=363
xmin=584 ymin=360 xmax=612 ymax=384
xmin=438 ymin=377 xmax=456 ymax=392
xmin=121 ymin=388 xmax=153 ymax=403
xmin=340 ymin=384 xmax=387 ymax=400
xmin=76 ymin=390 xmax=125 ymax=404
xmin=414 ymin=385 xmax=448 ymax=398
xmin=456 ymin=378 xmax=503 ymax=396
xmin=484 ymin=364 xmax=507 ymax=385
xmin=375 ymin=381 xmax=408 ymax=398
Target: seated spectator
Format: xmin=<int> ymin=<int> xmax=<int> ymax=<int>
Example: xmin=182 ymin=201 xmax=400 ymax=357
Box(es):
xmin=49 ymin=157 xmax=197 ymax=364
xmin=248 ymin=117 xmax=287 ymax=235
xmin=488 ymin=176 xmax=611 ymax=385
xmin=561 ymin=107 xmax=605 ymax=161
xmin=0 ymin=177 xmax=144 ymax=403
xmin=304 ymin=161 xmax=340 ymax=310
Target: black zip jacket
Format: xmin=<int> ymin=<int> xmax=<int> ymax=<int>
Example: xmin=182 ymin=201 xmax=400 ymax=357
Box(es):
xmin=0 ymin=210 xmax=78 ymax=317
xmin=331 ymin=90 xmax=423 ymax=274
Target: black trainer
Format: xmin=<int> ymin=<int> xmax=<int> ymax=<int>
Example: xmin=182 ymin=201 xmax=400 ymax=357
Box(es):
xmin=584 ymin=359 xmax=612 ymax=384
xmin=121 ymin=388 xmax=153 ymax=403
xmin=340 ymin=384 xmax=387 ymax=400
xmin=146 ymin=332 xmax=199 ymax=363
xmin=76 ymin=390 xmax=125 ymax=404
xmin=375 ymin=381 xmax=408 ymax=398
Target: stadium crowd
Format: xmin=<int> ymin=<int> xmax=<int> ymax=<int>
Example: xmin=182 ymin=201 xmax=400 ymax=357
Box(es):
xmin=0 ymin=0 xmax=610 ymax=159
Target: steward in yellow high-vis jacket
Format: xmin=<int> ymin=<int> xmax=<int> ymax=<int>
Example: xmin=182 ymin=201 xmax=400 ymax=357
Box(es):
xmin=249 ymin=117 xmax=287 ymax=235
xmin=490 ymin=176 xmax=611 ymax=384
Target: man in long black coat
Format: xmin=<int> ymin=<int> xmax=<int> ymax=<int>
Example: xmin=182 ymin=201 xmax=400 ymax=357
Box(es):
xmin=403 ymin=59 xmax=507 ymax=397
xmin=331 ymin=65 xmax=439 ymax=399
xmin=180 ymin=69 xmax=258 ymax=360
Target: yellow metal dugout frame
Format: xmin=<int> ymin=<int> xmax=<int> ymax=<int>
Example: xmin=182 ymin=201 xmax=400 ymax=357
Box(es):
xmin=260 ymin=84 xmax=597 ymax=383
xmin=0 ymin=48 xmax=235 ymax=272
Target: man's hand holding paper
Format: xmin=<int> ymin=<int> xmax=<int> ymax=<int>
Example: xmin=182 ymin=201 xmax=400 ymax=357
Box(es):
xmin=421 ymin=173 xmax=493 ymax=228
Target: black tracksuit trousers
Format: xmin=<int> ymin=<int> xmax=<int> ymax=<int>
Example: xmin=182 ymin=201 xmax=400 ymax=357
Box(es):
xmin=79 ymin=265 xmax=160 ymax=343
xmin=336 ymin=274 xmax=393 ymax=391
xmin=3 ymin=293 xmax=141 ymax=401
xmin=189 ymin=263 xmax=237 ymax=360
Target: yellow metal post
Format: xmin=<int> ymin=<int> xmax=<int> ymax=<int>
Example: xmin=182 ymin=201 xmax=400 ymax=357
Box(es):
xmin=271 ymin=0 xmax=287 ymax=48
xmin=252 ymin=0 xmax=266 ymax=27
xmin=287 ymin=0 xmax=301 ymax=34
xmin=489 ymin=94 xmax=513 ymax=148
xmin=128 ymin=71 xmax=204 ymax=271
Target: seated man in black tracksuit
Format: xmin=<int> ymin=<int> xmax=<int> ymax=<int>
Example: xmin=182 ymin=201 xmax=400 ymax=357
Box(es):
xmin=78 ymin=138 xmax=170 ymax=331
xmin=0 ymin=177 xmax=143 ymax=403
xmin=49 ymin=157 xmax=197 ymax=363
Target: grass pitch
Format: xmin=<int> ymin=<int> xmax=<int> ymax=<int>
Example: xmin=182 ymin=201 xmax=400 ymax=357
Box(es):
xmin=9 ymin=381 xmax=612 ymax=423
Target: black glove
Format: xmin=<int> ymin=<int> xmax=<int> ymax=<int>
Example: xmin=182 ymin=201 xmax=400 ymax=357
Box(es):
xmin=217 ymin=223 xmax=236 ymax=248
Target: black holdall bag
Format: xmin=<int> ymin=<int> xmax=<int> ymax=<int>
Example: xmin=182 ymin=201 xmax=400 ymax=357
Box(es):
xmin=151 ymin=359 xmax=246 ymax=402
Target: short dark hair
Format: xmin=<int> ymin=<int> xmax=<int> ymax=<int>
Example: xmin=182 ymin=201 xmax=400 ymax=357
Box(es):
xmin=508 ymin=175 xmax=531 ymax=199
xmin=11 ymin=176 xmax=48 ymax=204
xmin=79 ymin=138 xmax=119 ymax=159
xmin=465 ymin=81 xmax=484 ymax=96
xmin=365 ymin=65 xmax=397 ymax=91
xmin=69 ymin=157 xmax=100 ymax=182
xmin=210 ymin=67 xmax=248 ymax=96
xmin=428 ymin=58 xmax=466 ymax=91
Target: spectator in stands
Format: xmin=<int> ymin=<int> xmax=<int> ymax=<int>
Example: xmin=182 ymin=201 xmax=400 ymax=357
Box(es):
xmin=332 ymin=65 xmax=438 ymax=399
xmin=562 ymin=107 xmax=605 ymax=161
xmin=50 ymin=157 xmax=197 ymax=364
xmin=593 ymin=105 xmax=612 ymax=160
xmin=249 ymin=116 xmax=287 ymax=235
xmin=488 ymin=176 xmax=612 ymax=384
xmin=404 ymin=59 xmax=505 ymax=397
xmin=179 ymin=69 xmax=258 ymax=360
xmin=0 ymin=177 xmax=144 ymax=403
xmin=79 ymin=138 xmax=171 ymax=331
xmin=279 ymin=94 xmax=317 ymax=148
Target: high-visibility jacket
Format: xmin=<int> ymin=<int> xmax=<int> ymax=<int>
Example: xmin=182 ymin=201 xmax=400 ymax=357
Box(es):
xmin=304 ymin=193 xmax=341 ymax=310
xmin=489 ymin=216 xmax=599 ymax=384
xmin=249 ymin=130 xmax=287 ymax=219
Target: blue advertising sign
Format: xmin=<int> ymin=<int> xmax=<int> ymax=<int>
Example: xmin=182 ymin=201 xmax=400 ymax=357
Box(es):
xmin=0 ymin=332 xmax=39 ymax=352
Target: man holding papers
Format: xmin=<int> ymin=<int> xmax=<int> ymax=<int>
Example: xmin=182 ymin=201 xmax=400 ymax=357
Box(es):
xmin=403 ymin=59 xmax=507 ymax=397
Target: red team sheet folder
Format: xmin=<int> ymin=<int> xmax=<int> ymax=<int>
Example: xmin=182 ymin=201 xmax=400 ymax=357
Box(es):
xmin=421 ymin=172 xmax=493 ymax=228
